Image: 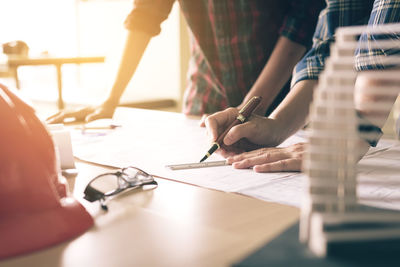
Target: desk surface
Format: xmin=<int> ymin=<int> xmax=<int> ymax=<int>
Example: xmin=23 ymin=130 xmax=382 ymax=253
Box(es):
xmin=1 ymin=108 xmax=300 ymax=267
xmin=1 ymin=161 xmax=299 ymax=267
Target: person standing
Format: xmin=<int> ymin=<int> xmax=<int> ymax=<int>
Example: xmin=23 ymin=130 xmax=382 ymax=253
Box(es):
xmin=47 ymin=0 xmax=324 ymax=123
xmin=205 ymin=0 xmax=400 ymax=172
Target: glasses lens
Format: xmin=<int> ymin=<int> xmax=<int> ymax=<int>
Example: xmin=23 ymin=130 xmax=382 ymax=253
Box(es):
xmin=84 ymin=167 xmax=158 ymax=209
xmin=90 ymin=174 xmax=127 ymax=196
xmin=122 ymin=167 xmax=153 ymax=184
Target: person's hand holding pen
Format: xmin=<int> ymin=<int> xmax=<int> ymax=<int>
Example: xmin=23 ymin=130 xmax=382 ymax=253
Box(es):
xmin=205 ymin=107 xmax=283 ymax=153
xmin=204 ymin=100 xmax=303 ymax=172
xmin=199 ymin=96 xmax=263 ymax=162
xmin=203 ymin=107 xmax=260 ymax=157
xmin=198 ymin=98 xmax=267 ymax=127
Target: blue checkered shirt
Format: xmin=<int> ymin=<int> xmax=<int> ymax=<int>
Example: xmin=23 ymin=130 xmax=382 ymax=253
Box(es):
xmin=292 ymin=0 xmax=400 ymax=86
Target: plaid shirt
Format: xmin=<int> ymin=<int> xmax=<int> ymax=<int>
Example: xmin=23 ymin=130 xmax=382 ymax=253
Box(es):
xmin=125 ymin=0 xmax=324 ymax=115
xmin=293 ymin=0 xmax=400 ymax=86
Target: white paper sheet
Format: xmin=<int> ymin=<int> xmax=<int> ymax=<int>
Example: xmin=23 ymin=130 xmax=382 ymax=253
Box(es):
xmin=71 ymin=108 xmax=400 ymax=210
xmin=357 ymin=142 xmax=400 ymax=210
xmin=72 ymin=108 xmax=302 ymax=193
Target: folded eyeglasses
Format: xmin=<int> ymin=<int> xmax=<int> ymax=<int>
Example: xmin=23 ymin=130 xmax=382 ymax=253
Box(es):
xmin=84 ymin=166 xmax=158 ymax=211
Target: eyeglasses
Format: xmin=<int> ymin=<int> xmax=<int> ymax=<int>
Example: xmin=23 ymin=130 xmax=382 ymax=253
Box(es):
xmin=83 ymin=166 xmax=158 ymax=211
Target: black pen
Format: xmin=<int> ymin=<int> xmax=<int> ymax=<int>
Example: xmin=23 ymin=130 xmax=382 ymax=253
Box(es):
xmin=200 ymin=96 xmax=262 ymax=162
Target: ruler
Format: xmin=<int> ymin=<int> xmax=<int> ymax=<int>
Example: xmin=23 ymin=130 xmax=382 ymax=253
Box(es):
xmin=166 ymin=160 xmax=228 ymax=170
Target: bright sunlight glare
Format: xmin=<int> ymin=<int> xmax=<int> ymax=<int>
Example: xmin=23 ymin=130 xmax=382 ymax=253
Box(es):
xmin=0 ymin=0 xmax=180 ymax=106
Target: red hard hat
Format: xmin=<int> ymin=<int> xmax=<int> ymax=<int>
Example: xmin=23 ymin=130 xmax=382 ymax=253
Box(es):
xmin=0 ymin=83 xmax=93 ymax=259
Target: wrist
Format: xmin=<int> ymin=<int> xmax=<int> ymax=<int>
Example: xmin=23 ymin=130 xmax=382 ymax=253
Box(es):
xmin=355 ymin=110 xmax=383 ymax=147
xmin=103 ymin=96 xmax=120 ymax=108
xmin=252 ymin=116 xmax=286 ymax=147
xmin=262 ymin=114 xmax=292 ymax=146
xmin=269 ymin=118 xmax=287 ymax=145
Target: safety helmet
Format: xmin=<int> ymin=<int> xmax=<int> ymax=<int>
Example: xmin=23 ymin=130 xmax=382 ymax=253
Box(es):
xmin=0 ymin=83 xmax=93 ymax=259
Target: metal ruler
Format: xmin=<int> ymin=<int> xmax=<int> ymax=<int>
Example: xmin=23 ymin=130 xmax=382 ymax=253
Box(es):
xmin=166 ymin=160 xmax=228 ymax=170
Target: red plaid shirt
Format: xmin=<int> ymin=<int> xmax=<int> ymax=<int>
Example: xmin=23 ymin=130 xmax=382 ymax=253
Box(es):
xmin=125 ymin=0 xmax=324 ymax=115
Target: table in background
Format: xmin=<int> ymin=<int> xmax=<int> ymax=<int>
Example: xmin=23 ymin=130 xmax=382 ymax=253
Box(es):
xmin=7 ymin=55 xmax=105 ymax=109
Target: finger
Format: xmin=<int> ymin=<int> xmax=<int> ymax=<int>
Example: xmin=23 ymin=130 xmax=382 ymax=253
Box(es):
xmin=223 ymin=121 xmax=256 ymax=146
xmin=46 ymin=111 xmax=63 ymax=121
xmin=253 ymin=158 xmax=302 ymax=173
xmin=204 ymin=116 xmax=219 ymax=142
xmin=46 ymin=110 xmax=83 ymax=124
xmin=212 ymin=141 xmax=247 ymax=158
xmin=232 ymin=138 xmax=263 ymax=152
xmin=199 ymin=114 xmax=209 ymax=127
xmin=227 ymin=147 xmax=278 ymax=163
xmin=86 ymin=112 xmax=104 ymax=122
xmin=227 ymin=151 xmax=256 ymax=164
xmin=218 ymin=149 xmax=239 ymax=158
xmin=87 ymin=103 xmax=118 ymax=122
xmin=231 ymin=151 xmax=288 ymax=169
xmin=205 ymin=108 xmax=238 ymax=139
xmin=205 ymin=108 xmax=238 ymax=141
xmin=74 ymin=107 xmax=96 ymax=121
xmin=46 ymin=112 xmax=65 ymax=124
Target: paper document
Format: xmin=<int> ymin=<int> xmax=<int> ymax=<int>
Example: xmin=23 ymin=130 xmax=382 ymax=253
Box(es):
xmin=72 ymin=108 xmax=400 ymax=210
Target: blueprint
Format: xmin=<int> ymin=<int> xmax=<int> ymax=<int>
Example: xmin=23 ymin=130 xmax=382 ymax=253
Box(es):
xmin=71 ymin=108 xmax=400 ymax=210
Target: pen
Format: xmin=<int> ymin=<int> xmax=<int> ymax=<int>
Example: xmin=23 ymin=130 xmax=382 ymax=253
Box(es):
xmin=76 ymin=124 xmax=121 ymax=131
xmin=199 ymin=96 xmax=262 ymax=162
xmin=82 ymin=125 xmax=120 ymax=130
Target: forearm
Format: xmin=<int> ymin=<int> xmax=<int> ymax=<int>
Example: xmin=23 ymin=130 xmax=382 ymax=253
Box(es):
xmin=105 ymin=30 xmax=152 ymax=105
xmin=270 ymin=79 xmax=318 ymax=142
xmin=242 ymin=36 xmax=306 ymax=114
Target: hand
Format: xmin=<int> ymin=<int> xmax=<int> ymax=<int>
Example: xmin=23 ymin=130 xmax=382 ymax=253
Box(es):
xmin=227 ymin=142 xmax=306 ymax=172
xmin=199 ymin=99 xmax=264 ymax=128
xmin=46 ymin=101 xmax=117 ymax=124
xmin=217 ymin=138 xmax=264 ymax=158
xmin=205 ymin=107 xmax=283 ymax=150
xmin=204 ymin=108 xmax=260 ymax=156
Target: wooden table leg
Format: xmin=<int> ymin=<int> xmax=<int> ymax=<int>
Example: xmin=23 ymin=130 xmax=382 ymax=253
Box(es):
xmin=12 ymin=67 xmax=20 ymax=89
xmin=55 ymin=63 xmax=64 ymax=109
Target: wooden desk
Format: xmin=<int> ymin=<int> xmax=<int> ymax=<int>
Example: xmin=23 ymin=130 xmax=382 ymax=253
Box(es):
xmin=1 ymin=163 xmax=299 ymax=267
xmin=1 ymin=107 xmax=300 ymax=266
xmin=7 ymin=56 xmax=105 ymax=109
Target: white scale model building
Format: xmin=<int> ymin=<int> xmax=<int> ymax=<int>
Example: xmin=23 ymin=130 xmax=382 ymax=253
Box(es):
xmin=301 ymin=24 xmax=400 ymax=257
